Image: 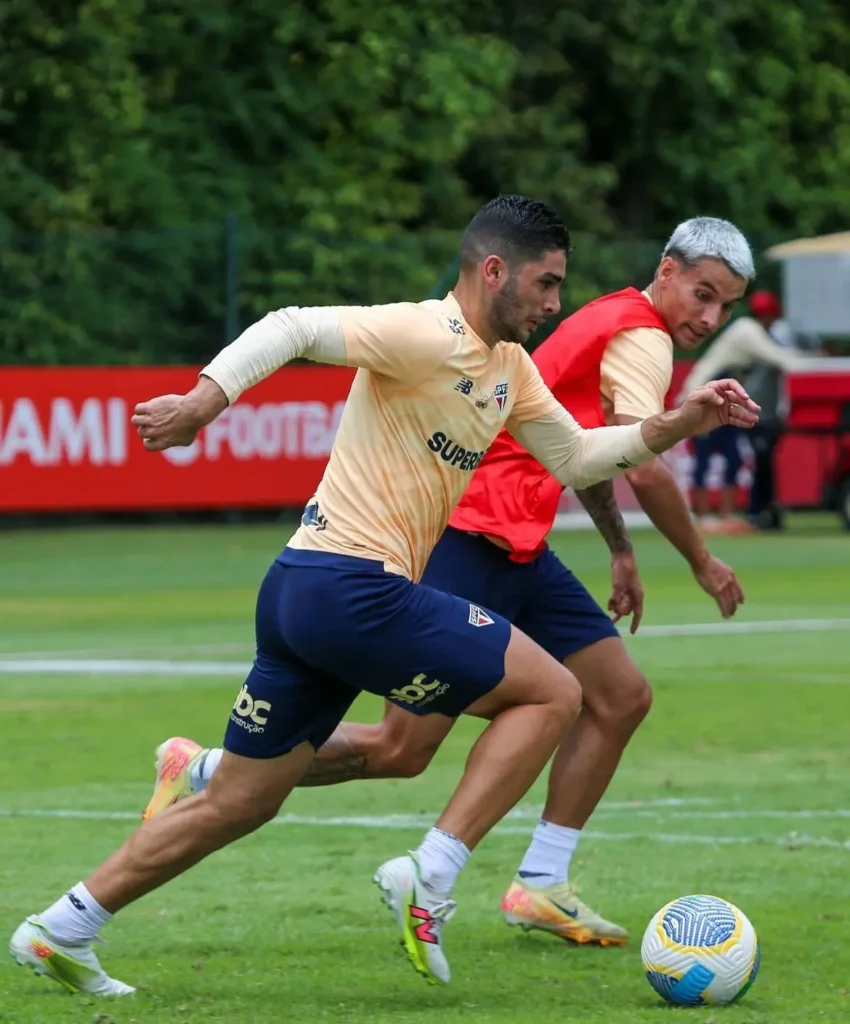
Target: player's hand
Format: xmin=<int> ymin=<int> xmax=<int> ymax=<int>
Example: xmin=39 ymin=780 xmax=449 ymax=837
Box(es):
xmin=608 ymin=551 xmax=644 ymax=634
xmin=692 ymin=553 xmax=745 ymax=619
xmin=131 ymin=394 xmax=202 ymax=451
xmin=132 ymin=377 xmax=229 ymax=451
xmin=677 ymin=380 xmax=760 ymax=437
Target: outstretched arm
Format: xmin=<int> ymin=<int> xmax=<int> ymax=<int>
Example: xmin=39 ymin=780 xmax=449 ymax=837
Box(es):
xmin=132 ymin=303 xmax=455 ymax=450
xmin=508 ymin=381 xmax=759 ymax=492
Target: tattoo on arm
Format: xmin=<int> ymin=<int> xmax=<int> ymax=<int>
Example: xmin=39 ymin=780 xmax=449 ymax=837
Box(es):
xmin=574 ymin=480 xmax=633 ymax=554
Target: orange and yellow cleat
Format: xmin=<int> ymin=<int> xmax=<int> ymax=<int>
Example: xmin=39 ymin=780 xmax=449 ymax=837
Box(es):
xmin=141 ymin=736 xmax=203 ymax=822
xmin=502 ymin=877 xmax=628 ymax=947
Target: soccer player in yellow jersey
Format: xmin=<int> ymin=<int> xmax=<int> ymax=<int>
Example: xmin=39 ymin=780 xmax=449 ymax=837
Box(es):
xmin=11 ymin=196 xmax=758 ymax=994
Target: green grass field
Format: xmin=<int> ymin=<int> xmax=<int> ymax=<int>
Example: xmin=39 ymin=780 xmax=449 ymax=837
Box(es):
xmin=1 ymin=517 xmax=849 ymax=1023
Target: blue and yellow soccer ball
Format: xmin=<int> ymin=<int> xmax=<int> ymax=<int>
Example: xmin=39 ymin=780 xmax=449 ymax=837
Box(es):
xmin=641 ymin=895 xmax=760 ymax=1006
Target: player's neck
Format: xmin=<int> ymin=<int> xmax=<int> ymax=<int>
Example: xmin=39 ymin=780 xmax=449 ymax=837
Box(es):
xmin=451 ymin=281 xmax=500 ymax=349
xmin=645 ymin=280 xmax=660 ymax=307
xmin=645 ymin=280 xmax=671 ymax=329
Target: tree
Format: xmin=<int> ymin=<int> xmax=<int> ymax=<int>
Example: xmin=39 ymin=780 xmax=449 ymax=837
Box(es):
xmin=2 ymin=0 xmax=849 ymax=364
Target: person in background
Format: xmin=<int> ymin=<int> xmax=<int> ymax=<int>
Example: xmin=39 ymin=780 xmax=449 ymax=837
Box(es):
xmin=690 ymin=419 xmax=745 ymax=533
xmin=680 ymin=290 xmax=811 ymax=531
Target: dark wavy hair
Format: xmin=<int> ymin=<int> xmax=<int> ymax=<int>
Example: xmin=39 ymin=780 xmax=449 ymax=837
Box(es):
xmin=459 ymin=194 xmax=572 ymax=270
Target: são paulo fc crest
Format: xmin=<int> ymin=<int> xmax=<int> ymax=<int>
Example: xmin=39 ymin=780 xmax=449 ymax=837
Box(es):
xmin=468 ymin=604 xmax=494 ymax=627
xmin=494 ymin=381 xmax=509 ymax=416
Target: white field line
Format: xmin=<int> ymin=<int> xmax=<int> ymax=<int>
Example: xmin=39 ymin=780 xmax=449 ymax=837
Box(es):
xmin=592 ymin=809 xmax=850 ymax=820
xmin=552 ymin=510 xmax=653 ymax=531
xmin=1 ymin=618 xmax=848 ymax=676
xmin=633 ymin=618 xmax=850 ymax=638
xmin=1 ymin=659 xmax=846 ymax=685
xmin=0 ymin=659 xmax=242 ymax=676
xmin=0 ymin=807 xmax=847 ymax=850
xmin=503 ymin=804 xmax=850 ymax=821
xmin=0 ymin=643 xmax=253 ymax=661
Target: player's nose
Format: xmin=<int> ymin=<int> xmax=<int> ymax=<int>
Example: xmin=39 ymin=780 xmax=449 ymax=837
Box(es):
xmin=699 ymin=304 xmax=724 ymax=331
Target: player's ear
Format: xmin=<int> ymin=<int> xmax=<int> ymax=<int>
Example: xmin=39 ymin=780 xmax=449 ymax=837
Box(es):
xmin=481 ymin=255 xmax=508 ymax=291
xmin=656 ymin=256 xmax=677 ymax=287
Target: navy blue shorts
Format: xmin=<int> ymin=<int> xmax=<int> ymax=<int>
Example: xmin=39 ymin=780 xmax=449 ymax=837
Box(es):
xmin=422 ymin=527 xmax=618 ymax=663
xmin=223 ymin=547 xmax=512 ymax=759
xmin=692 ymin=425 xmax=742 ymax=488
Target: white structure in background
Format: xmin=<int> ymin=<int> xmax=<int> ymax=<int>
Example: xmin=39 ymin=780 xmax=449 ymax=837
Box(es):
xmin=766 ymin=232 xmax=850 ymax=338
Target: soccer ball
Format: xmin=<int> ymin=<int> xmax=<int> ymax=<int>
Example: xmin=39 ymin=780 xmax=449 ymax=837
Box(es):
xmin=641 ymin=894 xmax=760 ymax=1006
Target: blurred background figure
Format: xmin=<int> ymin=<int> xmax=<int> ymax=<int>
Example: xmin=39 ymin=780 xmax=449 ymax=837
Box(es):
xmin=679 ymin=290 xmax=816 ymax=532
xmin=745 ymin=291 xmax=814 ymax=530
xmin=690 ymin=422 xmax=745 ymax=533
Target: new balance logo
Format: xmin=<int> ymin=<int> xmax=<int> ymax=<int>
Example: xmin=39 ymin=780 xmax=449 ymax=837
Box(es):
xmin=66 ymin=891 xmax=87 ymax=912
xmin=410 ymin=905 xmax=439 ymax=944
xmin=447 ymin=317 xmax=465 ymax=335
xmin=230 ymin=685 xmax=272 ymax=734
xmin=468 ymin=604 xmax=494 ymax=627
xmin=455 ymin=377 xmax=490 ymax=409
xmin=388 ymin=673 xmax=449 ymax=708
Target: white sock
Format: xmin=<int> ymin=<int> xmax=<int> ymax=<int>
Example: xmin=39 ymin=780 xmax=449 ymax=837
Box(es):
xmin=189 ymin=748 xmax=223 ymax=793
xmin=517 ymin=820 xmax=582 ymax=887
xmin=414 ymin=827 xmax=470 ymax=897
xmin=39 ymin=883 xmax=112 ymax=944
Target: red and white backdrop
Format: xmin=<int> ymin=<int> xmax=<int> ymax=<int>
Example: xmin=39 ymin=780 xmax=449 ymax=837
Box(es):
xmin=0 ymin=363 xmax=846 ymax=516
xmin=0 ymin=366 xmax=356 ymax=511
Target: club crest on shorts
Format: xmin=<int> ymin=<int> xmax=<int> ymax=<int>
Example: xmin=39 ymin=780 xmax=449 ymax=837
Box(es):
xmin=468 ymin=604 xmax=494 ymax=627
xmin=494 ymin=381 xmax=509 ymax=416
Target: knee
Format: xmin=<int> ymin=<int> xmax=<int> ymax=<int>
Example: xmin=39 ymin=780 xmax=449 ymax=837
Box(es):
xmin=585 ymin=668 xmax=652 ymax=736
xmin=547 ymin=671 xmax=583 ymax=729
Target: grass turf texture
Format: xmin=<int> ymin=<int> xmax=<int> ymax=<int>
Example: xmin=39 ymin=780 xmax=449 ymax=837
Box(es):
xmin=0 ymin=515 xmax=848 ymax=1022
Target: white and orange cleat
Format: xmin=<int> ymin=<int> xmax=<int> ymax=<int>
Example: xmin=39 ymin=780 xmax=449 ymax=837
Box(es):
xmin=10 ymin=917 xmax=135 ymax=996
xmin=502 ymin=877 xmax=628 ymax=947
xmin=141 ymin=736 xmax=203 ymax=822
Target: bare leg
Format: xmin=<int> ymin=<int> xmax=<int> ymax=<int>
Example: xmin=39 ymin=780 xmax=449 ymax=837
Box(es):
xmin=718 ymin=484 xmax=737 ymax=520
xmin=88 ymin=743 xmax=314 ymax=912
xmin=433 ymin=625 xmax=581 ymax=850
xmin=298 ymin=704 xmax=455 ymax=786
xmin=540 ymin=637 xmax=651 ymax=829
xmin=499 ymin=637 xmax=650 ymax=943
xmin=692 ymin=486 xmax=711 ymax=518
xmin=373 ymin=625 xmax=582 ymax=983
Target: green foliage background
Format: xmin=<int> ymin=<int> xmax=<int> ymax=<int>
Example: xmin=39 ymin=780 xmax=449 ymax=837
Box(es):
xmin=1 ymin=1 xmax=848 ymax=363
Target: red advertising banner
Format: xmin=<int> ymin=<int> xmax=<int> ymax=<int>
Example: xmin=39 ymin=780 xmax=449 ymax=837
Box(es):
xmin=2 ymin=363 xmax=848 ymax=513
xmin=0 ymin=366 xmax=357 ymax=511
